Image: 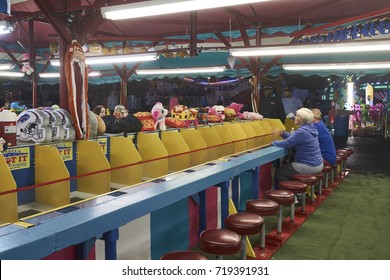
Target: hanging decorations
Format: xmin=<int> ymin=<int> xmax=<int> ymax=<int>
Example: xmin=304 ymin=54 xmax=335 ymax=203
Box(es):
xmin=64 ymin=40 xmax=90 ymax=140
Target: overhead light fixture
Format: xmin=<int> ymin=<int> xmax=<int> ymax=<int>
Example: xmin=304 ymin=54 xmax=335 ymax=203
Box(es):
xmin=282 ymin=62 xmax=390 ymax=71
xmin=0 ymin=21 xmax=15 ymax=34
xmin=0 ymin=71 xmax=24 ymax=77
xmin=0 ymin=63 xmax=14 ymax=70
xmin=51 ymin=52 xmax=158 ymax=66
xmin=136 ymin=66 xmax=226 ymax=75
xmin=39 ymin=71 xmax=102 ymax=78
xmin=101 ymin=0 xmax=271 ymax=20
xmin=230 ymin=40 xmax=390 ymax=57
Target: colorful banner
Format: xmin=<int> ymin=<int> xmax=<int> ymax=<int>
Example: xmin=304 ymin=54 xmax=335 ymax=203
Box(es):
xmin=3 ymin=147 xmax=30 ymax=170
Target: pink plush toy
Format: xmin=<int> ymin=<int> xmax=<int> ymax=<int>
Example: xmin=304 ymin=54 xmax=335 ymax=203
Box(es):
xmin=227 ymin=102 xmax=244 ymax=119
xmin=208 ymin=105 xmax=225 ymax=121
xmin=243 ymin=111 xmax=263 ymax=120
xmin=151 ymin=102 xmax=168 ymax=130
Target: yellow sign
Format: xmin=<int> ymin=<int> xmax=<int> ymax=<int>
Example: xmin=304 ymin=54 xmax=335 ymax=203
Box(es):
xmin=90 ymin=138 xmax=108 ymax=155
xmin=3 ymin=147 xmax=31 ymax=170
xmin=49 ymin=142 xmax=73 ymax=161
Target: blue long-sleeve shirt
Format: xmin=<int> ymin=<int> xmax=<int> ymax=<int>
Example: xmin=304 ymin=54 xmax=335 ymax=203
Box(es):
xmin=271 ymin=123 xmax=323 ymax=167
xmin=313 ymin=120 xmax=336 ymax=165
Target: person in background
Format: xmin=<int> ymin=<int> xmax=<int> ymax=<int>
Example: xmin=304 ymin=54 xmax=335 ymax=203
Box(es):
xmin=106 ymin=90 xmax=119 ymax=113
xmin=312 ymin=108 xmax=337 ymax=166
xmin=113 ymin=105 xmax=128 ymax=119
xmin=281 ymin=87 xmax=303 ymax=118
xmin=259 ymin=85 xmax=286 ymax=123
xmin=169 ymin=93 xmax=179 ymax=111
xmin=93 ymin=105 xmax=107 ymax=117
xmin=271 ymin=108 xmax=323 ymax=182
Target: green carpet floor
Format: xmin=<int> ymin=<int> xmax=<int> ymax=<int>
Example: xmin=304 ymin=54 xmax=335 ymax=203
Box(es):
xmin=272 ymin=173 xmax=390 ymax=260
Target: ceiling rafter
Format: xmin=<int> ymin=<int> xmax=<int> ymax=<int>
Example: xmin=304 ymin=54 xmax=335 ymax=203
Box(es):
xmin=270 ymin=0 xmax=346 ymax=25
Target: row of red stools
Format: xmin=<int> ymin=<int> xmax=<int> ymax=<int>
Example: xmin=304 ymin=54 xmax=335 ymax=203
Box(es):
xmin=160 ymin=147 xmax=354 ymax=260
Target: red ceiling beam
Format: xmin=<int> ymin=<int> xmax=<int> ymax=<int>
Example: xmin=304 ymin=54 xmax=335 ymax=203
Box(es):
xmin=237 ymin=17 xmax=258 ymax=75
xmin=33 ymin=0 xmax=73 ymax=45
xmin=224 ymin=7 xmax=259 ymax=27
xmin=291 ymin=6 xmax=390 ymax=37
xmin=270 ymin=0 xmax=345 ymax=25
xmin=0 ymin=45 xmax=23 ymax=69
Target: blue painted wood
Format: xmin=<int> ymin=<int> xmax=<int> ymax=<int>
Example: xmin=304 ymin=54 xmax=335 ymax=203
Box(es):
xmin=0 ymin=146 xmax=287 ymax=259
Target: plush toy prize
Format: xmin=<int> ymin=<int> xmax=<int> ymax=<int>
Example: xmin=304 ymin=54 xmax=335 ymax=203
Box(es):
xmin=151 ymin=102 xmax=168 ymax=130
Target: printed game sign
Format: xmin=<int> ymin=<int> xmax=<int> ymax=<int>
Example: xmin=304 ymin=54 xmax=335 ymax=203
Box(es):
xmin=90 ymin=138 xmax=108 ymax=155
xmin=3 ymin=147 xmax=30 ymax=170
xmin=49 ymin=142 xmax=73 ymax=161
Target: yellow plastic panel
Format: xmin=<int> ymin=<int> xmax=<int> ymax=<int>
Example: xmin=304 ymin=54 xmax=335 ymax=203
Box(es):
xmin=224 ymin=123 xmax=247 ymax=153
xmin=213 ymin=125 xmax=235 ymax=157
xmin=110 ymin=137 xmax=142 ymax=187
xmin=197 ymin=126 xmax=223 ymax=161
xmin=249 ymin=121 xmax=267 ymax=147
xmin=161 ymin=130 xmax=191 ymax=172
xmin=180 ymin=128 xmax=208 ymax=167
xmin=77 ymin=140 xmax=111 ymax=194
xmin=258 ymin=120 xmax=274 ymax=144
xmin=240 ymin=122 xmax=258 ymax=150
xmin=137 ymin=132 xmax=169 ymax=179
xmin=0 ymin=154 xmax=18 ymax=223
xmin=284 ymin=118 xmax=298 ymax=132
xmin=264 ymin=119 xmax=285 ymax=140
xmin=35 ymin=145 xmax=70 ymax=207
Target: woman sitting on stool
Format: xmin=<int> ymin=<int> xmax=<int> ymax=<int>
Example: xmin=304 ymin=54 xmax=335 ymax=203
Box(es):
xmin=272 ymin=107 xmax=323 ymax=182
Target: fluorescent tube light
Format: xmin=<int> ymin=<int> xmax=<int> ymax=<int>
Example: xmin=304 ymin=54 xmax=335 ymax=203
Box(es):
xmin=230 ymin=40 xmax=390 ymax=57
xmin=101 ymin=0 xmax=271 ymax=20
xmin=51 ymin=53 xmax=158 ymax=66
xmin=0 ymin=71 xmax=24 ymax=77
xmin=39 ymin=71 xmax=102 ymax=78
xmin=282 ymin=62 xmax=390 ymax=71
xmin=0 ymin=63 xmax=14 ymax=70
xmin=136 ymin=66 xmax=226 ymax=75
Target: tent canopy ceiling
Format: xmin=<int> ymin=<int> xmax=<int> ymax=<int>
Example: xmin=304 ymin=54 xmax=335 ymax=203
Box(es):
xmin=1 ymin=0 xmax=390 ymax=84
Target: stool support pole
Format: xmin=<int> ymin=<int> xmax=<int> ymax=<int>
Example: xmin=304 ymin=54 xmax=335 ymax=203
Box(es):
xmin=241 ymin=236 xmax=247 ymax=260
xmin=301 ymin=193 xmax=306 ymax=212
xmin=277 ymin=205 xmax=283 ymax=233
xmin=324 ymin=173 xmax=329 ymax=189
xmin=318 ymin=179 xmax=323 ymax=195
xmin=260 ymin=221 xmax=266 ymax=249
xmin=290 ymin=203 xmax=295 ymax=222
xmin=310 ymin=185 xmax=315 ymax=202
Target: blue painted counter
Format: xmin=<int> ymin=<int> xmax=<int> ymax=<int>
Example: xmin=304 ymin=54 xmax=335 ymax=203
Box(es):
xmin=0 ymin=145 xmax=287 ymax=259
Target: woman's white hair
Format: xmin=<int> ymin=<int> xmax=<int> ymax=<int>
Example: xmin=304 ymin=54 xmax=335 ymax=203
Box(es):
xmin=296 ymin=107 xmax=314 ymax=124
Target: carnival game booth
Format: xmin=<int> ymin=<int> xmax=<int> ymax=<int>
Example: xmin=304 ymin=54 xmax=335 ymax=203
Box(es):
xmin=0 ymin=117 xmax=287 ymax=260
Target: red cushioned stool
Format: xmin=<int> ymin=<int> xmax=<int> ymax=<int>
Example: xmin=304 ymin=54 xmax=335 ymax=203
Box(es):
xmin=291 ymin=174 xmax=317 ymax=202
xmin=246 ymin=199 xmax=280 ymax=249
xmin=265 ymin=190 xmax=295 ymax=233
xmin=160 ymin=250 xmax=207 ymax=260
xmin=279 ymin=181 xmax=307 ymax=212
xmin=336 ymin=152 xmax=348 ymax=177
xmin=225 ymin=212 xmax=264 ymax=260
xmin=199 ymin=229 xmax=241 ymax=260
xmin=322 ymin=165 xmax=332 ymax=189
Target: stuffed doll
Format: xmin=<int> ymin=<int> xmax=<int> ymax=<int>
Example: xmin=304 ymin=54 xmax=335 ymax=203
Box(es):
xmin=151 ymin=102 xmax=168 ymax=130
xmin=227 ymin=102 xmax=244 ymax=119
xmin=242 ymin=111 xmax=263 ymax=120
